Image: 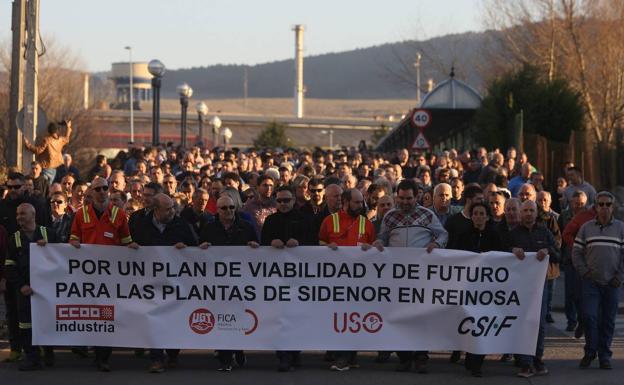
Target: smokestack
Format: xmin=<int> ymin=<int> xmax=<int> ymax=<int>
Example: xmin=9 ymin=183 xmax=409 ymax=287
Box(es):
xmin=83 ymin=73 xmax=89 ymax=110
xmin=293 ymin=24 xmax=304 ymax=118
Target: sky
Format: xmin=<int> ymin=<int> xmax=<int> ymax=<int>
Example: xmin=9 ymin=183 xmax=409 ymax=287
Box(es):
xmin=1 ymin=0 xmax=484 ymax=72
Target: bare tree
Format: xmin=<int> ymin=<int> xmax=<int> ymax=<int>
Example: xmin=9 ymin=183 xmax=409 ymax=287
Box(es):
xmin=0 ymin=37 xmax=101 ymax=171
xmin=482 ymin=0 xmax=624 ymax=187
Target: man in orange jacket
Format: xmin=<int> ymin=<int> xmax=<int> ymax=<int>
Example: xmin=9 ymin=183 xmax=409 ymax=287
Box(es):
xmin=318 ymin=188 xmax=376 ymax=372
xmin=69 ymin=177 xmax=138 ymax=371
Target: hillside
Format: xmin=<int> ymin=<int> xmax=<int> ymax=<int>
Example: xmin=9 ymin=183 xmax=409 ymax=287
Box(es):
xmin=151 ymin=31 xmax=496 ymax=100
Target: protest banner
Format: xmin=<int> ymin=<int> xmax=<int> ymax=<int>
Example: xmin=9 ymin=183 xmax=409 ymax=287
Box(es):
xmin=31 ymin=244 xmax=547 ymax=354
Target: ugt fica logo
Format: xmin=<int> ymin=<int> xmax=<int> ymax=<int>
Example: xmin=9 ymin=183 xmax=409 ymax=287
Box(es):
xmin=189 ymin=308 xmax=215 ymax=334
xmin=333 ymin=312 xmax=383 ymax=334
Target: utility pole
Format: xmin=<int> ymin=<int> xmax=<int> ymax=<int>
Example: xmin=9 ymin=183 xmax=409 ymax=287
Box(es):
xmin=22 ymin=0 xmax=40 ymax=173
xmin=243 ymin=66 xmax=248 ymax=113
xmin=8 ymin=0 xmax=26 ymax=168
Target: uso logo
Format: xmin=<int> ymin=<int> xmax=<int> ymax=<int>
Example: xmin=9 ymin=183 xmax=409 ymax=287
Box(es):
xmin=189 ymin=308 xmax=215 ymax=334
xmin=333 ymin=312 xmax=383 ymax=333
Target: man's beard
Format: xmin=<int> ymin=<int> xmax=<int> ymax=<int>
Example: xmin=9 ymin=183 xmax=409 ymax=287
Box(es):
xmin=347 ymin=207 xmax=361 ymax=217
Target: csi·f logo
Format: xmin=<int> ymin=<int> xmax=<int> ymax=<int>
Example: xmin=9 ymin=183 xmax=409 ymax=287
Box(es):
xmin=333 ymin=312 xmax=383 ymax=334
xmin=189 ymin=308 xmax=215 ymax=334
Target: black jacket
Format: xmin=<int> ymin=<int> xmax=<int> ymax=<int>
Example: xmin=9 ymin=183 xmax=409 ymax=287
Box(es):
xmin=179 ymin=206 xmax=214 ymax=236
xmin=0 ymin=195 xmax=48 ymax=234
xmin=6 ymin=226 xmax=58 ymax=288
xmin=505 ymin=223 xmax=560 ymax=263
xmin=134 ymin=213 xmax=198 ymax=246
xmin=47 ymin=213 xmax=74 ymax=243
xmin=451 ymin=223 xmax=502 ymax=252
xmin=199 ymin=215 xmax=257 ymax=246
xmin=261 ymin=209 xmax=315 ymax=246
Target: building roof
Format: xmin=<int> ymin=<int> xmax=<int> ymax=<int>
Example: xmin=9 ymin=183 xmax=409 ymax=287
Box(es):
xmin=420 ymin=68 xmax=482 ymax=110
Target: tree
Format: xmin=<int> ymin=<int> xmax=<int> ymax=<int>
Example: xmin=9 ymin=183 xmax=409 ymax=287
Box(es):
xmin=253 ymin=121 xmax=291 ymax=148
xmin=482 ymin=0 xmax=624 ymax=187
xmin=475 ymin=64 xmax=584 ymax=149
xmin=0 ymin=38 xmax=103 ymax=172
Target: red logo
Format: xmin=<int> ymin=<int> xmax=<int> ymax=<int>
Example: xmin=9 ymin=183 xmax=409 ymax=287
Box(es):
xmin=333 ymin=312 xmax=383 ymax=334
xmin=56 ymin=305 xmax=114 ymax=321
xmin=189 ymin=308 xmax=215 ymax=334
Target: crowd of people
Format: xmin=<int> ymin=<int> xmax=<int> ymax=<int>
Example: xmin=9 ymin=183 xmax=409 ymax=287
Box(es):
xmin=0 ymin=121 xmax=622 ymax=378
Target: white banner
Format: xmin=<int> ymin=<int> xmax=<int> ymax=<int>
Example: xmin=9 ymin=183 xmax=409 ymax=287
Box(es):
xmin=31 ymin=244 xmax=547 ymax=354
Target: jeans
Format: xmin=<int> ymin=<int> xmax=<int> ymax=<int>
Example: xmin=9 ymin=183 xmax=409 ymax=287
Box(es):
xmin=518 ymin=280 xmax=548 ymax=368
xmin=563 ymin=263 xmax=581 ymax=326
xmin=546 ymin=279 xmax=555 ymax=316
xmin=581 ymin=279 xmax=620 ymax=361
xmin=41 ymin=168 xmax=56 ymax=186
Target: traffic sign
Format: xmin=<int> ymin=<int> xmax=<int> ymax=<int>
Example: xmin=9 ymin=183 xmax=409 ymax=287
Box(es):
xmin=412 ymin=109 xmax=431 ymax=129
xmin=411 ymin=130 xmax=430 ymax=150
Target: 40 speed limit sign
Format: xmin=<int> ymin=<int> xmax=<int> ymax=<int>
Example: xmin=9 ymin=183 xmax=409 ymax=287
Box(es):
xmin=412 ymin=109 xmax=432 ymax=129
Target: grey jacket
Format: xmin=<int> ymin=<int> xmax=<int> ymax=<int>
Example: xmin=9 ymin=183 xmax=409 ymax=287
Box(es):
xmin=572 ymin=218 xmax=624 ymax=285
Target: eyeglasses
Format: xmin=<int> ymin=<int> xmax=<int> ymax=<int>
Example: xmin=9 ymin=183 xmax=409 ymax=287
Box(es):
xmin=50 ymin=200 xmax=66 ymax=205
xmin=597 ymin=202 xmax=613 ymax=207
xmin=6 ymin=184 xmax=22 ymax=190
xmin=219 ymin=205 xmax=236 ymax=210
xmin=276 ymin=198 xmax=292 ymax=204
xmin=310 ymin=188 xmax=323 ymax=193
xmin=93 ymin=186 xmax=109 ymax=192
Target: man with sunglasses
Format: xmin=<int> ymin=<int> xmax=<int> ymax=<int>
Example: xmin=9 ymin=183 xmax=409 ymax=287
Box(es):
xmin=573 ymin=191 xmax=624 ymax=370
xmin=261 ymin=186 xmax=315 ymax=372
xmin=47 ymin=191 xmax=73 ymax=243
xmin=69 ymin=177 xmax=138 ymax=371
xmin=199 ymin=195 xmax=258 ymax=372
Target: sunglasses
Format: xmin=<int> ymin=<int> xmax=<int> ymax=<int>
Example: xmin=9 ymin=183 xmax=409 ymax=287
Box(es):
xmin=93 ymin=186 xmax=109 ymax=192
xmin=597 ymin=202 xmax=613 ymax=207
xmin=276 ymin=198 xmax=292 ymax=204
xmin=310 ymin=188 xmax=323 ymax=193
xmin=219 ymin=205 xmax=236 ymax=210
xmin=50 ymin=200 xmax=66 ymax=205
xmin=6 ymin=184 xmax=23 ymax=190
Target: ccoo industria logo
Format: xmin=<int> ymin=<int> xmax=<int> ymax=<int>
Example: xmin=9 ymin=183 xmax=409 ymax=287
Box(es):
xmin=56 ymin=305 xmax=115 ymax=333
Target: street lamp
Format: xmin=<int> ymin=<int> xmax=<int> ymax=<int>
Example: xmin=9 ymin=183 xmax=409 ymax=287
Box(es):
xmin=196 ymin=101 xmax=208 ymax=147
xmin=209 ymin=115 xmax=222 ymax=149
xmin=414 ymin=52 xmax=422 ymax=106
xmin=124 ymin=46 xmax=134 ymax=143
xmin=222 ymin=127 xmax=233 ymax=150
xmin=177 ymin=82 xmax=193 ymax=148
xmin=321 ymin=129 xmax=334 ymax=149
xmin=148 ymin=59 xmax=165 ymax=146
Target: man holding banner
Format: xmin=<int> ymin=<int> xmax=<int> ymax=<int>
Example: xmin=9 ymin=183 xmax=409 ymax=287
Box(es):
xmin=5 ymin=203 xmax=58 ymax=371
xmin=199 ymin=194 xmax=259 ymax=372
xmin=135 ymin=193 xmax=198 ymax=373
xmin=69 ymin=177 xmax=138 ymax=372
xmin=318 ymin=188 xmax=376 ymax=372
xmin=261 ymin=185 xmax=315 ymax=372
xmin=373 ymin=179 xmax=448 ymax=374
xmin=506 ymin=200 xmax=559 ymax=378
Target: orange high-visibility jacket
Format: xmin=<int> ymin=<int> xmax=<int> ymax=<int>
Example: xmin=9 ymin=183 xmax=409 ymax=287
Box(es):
xmin=318 ymin=210 xmax=376 ymax=246
xmin=70 ymin=203 xmax=132 ymax=245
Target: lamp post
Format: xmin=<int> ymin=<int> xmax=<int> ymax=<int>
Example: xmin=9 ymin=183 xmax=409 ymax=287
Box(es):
xmin=124 ymin=46 xmax=134 ymax=143
xmin=321 ymin=129 xmax=334 ymax=149
xmin=209 ymin=115 xmax=222 ymax=149
xmin=414 ymin=52 xmax=422 ymax=106
xmin=196 ymin=101 xmax=208 ymax=147
xmin=148 ymin=59 xmax=165 ymax=147
xmin=222 ymin=127 xmax=233 ymax=150
xmin=177 ymin=82 xmax=193 ymax=148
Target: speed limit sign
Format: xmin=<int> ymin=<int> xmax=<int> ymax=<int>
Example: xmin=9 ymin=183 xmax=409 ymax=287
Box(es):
xmin=412 ymin=109 xmax=432 ymax=129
